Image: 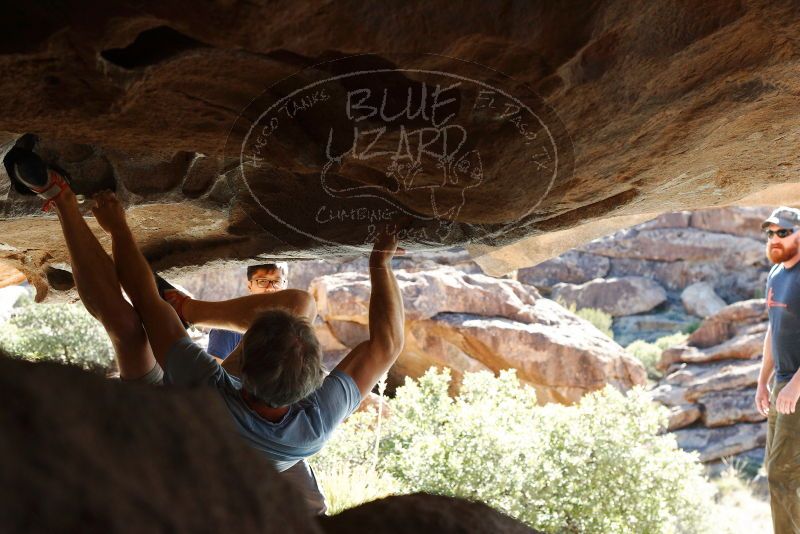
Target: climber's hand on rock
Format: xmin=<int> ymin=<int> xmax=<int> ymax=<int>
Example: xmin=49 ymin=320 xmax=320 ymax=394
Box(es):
xmin=369 ymin=232 xmax=403 ymax=268
xmin=91 ymin=191 xmax=127 ymax=235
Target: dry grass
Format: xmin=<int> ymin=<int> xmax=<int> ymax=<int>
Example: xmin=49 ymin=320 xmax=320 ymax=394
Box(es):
xmin=708 ymin=463 xmax=771 ymax=534
xmin=317 ymin=464 xmax=398 ymax=515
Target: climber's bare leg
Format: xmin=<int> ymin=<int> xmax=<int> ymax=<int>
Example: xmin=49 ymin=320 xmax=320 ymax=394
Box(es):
xmin=52 ymin=190 xmax=156 ymax=379
xmin=182 ymin=291 xmax=317 ymax=334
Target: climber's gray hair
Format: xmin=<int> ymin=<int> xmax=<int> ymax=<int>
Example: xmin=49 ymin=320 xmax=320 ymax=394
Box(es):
xmin=240 ymin=309 xmax=325 ymax=407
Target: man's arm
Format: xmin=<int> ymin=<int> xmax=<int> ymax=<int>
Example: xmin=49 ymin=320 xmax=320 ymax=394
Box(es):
xmin=335 ymin=235 xmax=405 ymax=398
xmin=92 ymin=192 xmax=187 ymax=367
xmin=182 ymin=290 xmax=316 ymax=333
xmin=755 ymin=325 xmax=774 ymax=416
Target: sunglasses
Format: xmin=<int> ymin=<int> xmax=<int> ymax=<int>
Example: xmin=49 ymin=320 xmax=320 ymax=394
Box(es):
xmin=765 ymin=228 xmax=795 ymax=239
xmin=252 ymin=278 xmax=285 ymax=288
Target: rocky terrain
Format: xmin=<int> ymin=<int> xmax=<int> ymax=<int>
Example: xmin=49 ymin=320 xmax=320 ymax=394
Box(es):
xmin=177 ymin=249 xmax=646 ymax=404
xmin=518 ymin=207 xmax=772 ymax=345
xmin=651 ymin=299 xmax=768 ymax=468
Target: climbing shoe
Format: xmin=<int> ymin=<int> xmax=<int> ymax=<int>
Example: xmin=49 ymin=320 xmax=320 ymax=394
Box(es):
xmin=4 ymin=144 xmax=72 ymax=212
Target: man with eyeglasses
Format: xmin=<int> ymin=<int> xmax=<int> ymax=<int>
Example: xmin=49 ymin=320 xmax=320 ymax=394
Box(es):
xmin=756 ymin=206 xmax=800 ymax=533
xmin=206 ymin=263 xmax=289 ymax=361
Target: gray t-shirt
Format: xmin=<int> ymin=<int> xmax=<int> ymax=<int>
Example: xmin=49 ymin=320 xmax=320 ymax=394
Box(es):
xmin=163 ymin=337 xmax=361 ymax=471
xmin=767 ymin=263 xmax=800 ymax=382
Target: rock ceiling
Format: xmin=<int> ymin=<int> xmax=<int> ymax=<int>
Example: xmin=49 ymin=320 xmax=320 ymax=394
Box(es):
xmin=1 ymin=0 xmax=799 ymax=298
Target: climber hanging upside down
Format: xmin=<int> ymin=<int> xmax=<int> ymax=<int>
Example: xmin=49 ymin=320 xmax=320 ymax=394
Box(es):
xmin=3 ymin=142 xmax=405 ymax=515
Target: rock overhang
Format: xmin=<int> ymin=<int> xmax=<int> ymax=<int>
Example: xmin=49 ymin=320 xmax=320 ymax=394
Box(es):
xmin=1 ymin=0 xmax=799 ymax=296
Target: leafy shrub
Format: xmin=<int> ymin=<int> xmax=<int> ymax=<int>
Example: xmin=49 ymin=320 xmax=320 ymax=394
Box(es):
xmin=575 ymin=307 xmax=614 ymax=340
xmin=313 ymin=368 xmax=715 ymax=533
xmin=625 ymin=340 xmax=663 ymax=380
xmin=0 ymin=302 xmax=115 ymax=373
xmin=655 ymin=332 xmax=688 ymax=350
xmin=626 ymin=333 xmax=690 ymax=380
xmin=557 ymin=299 xmax=614 ymax=339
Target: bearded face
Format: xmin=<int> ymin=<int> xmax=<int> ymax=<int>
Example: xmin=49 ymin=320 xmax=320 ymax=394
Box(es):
xmin=766 ymin=233 xmax=800 ymax=264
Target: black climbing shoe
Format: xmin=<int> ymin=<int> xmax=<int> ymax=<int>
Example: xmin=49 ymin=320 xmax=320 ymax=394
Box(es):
xmin=4 ymin=144 xmax=72 ymax=211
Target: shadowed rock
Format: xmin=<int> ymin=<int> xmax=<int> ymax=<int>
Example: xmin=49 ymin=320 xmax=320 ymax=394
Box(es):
xmin=319 ymin=493 xmax=541 ymax=534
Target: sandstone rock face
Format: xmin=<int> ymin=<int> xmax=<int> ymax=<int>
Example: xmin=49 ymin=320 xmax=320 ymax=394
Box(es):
xmin=659 ymin=333 xmax=762 ymax=369
xmin=581 ymin=228 xmax=764 ymax=265
xmin=698 ymin=388 xmax=764 ymax=428
xmin=674 ymin=422 xmax=767 ymax=463
xmin=517 ymin=251 xmax=609 ymax=292
xmin=551 ymin=276 xmax=667 ymax=317
xmin=651 ymin=300 xmax=769 ymax=463
xmin=689 ymin=207 xmax=773 ymax=241
xmin=681 ymin=282 xmax=726 ymax=318
xmin=687 ymin=299 xmax=767 ymax=348
xmin=512 ymin=208 xmax=771 ymax=344
xmin=311 ymin=266 xmax=646 ymax=404
xmin=0 ymin=4 xmax=798 ymax=296
xmin=667 ymin=404 xmax=702 ymax=432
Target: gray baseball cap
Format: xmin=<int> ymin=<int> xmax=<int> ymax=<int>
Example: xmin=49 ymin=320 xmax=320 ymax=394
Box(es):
xmin=762 ymin=206 xmax=800 ymax=229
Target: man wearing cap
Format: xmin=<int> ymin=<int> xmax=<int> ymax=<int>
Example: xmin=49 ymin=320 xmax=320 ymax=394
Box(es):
xmin=756 ymin=206 xmax=800 ymax=533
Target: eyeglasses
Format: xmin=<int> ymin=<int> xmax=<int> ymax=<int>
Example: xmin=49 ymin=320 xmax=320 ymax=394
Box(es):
xmin=252 ymin=278 xmax=285 ymax=288
xmin=765 ymin=228 xmax=795 ymax=239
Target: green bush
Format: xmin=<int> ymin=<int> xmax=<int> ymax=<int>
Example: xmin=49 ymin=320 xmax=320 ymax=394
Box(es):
xmin=557 ymin=299 xmax=614 ymax=339
xmin=575 ymin=307 xmax=614 ymax=339
xmin=655 ymin=332 xmax=688 ymax=350
xmin=625 ymin=333 xmax=689 ymax=380
xmin=0 ymin=302 xmax=115 ymax=373
xmin=313 ymin=368 xmax=715 ymax=533
xmin=625 ymin=340 xmax=663 ymax=380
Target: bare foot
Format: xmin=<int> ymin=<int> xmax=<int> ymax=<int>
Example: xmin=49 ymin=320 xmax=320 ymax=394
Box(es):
xmin=91 ymin=191 xmax=127 ymax=235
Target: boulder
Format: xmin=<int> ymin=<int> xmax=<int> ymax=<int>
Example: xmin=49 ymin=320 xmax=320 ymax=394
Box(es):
xmin=659 ymin=333 xmax=762 ymax=369
xmin=312 ymin=268 xmax=646 ymax=405
xmin=682 ymin=361 xmax=761 ymax=402
xmin=651 ymin=360 xmax=761 ymax=406
xmin=650 ymin=383 xmax=690 ymax=408
xmin=673 ymin=422 xmax=767 ymax=463
xmin=311 ymin=267 xmax=540 ymax=325
xmin=516 ymin=251 xmax=610 ymax=291
xmin=637 ymin=211 xmax=692 ymax=230
xmin=320 ymin=493 xmax=541 ymax=534
xmin=698 ymin=388 xmax=765 ymax=427
xmin=681 ymin=282 xmax=727 ymax=318
xmin=689 ymin=207 xmax=772 ymax=240
xmin=687 ymin=299 xmax=767 ymax=348
xmin=581 ymin=228 xmax=765 ymax=265
xmin=551 ymin=276 xmax=667 ymax=317
xmin=0 ymin=355 xmax=319 ymax=534
xmin=404 ymin=310 xmax=646 ymax=404
xmin=607 ymin=257 xmax=767 ymax=302
xmin=667 ymin=404 xmax=702 ymax=431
